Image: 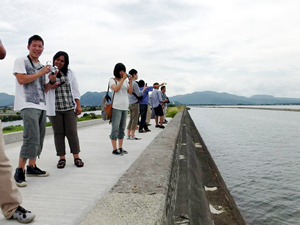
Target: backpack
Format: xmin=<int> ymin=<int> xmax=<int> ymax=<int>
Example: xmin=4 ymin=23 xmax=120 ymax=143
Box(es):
xmin=102 ymin=79 xmax=116 ymax=121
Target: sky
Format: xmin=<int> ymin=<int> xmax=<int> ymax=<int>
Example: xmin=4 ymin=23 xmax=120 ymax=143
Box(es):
xmin=1 ymin=0 xmax=300 ymax=98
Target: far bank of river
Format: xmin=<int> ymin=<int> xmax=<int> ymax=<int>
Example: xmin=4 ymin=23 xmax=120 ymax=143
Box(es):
xmin=1 ymin=110 xmax=102 ymax=128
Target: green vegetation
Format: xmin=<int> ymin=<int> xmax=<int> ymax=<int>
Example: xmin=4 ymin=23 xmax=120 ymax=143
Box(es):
xmin=2 ymin=113 xmax=102 ymax=134
xmin=166 ymin=106 xmax=184 ymax=118
xmin=0 ymin=114 xmax=22 ymax=122
xmin=82 ymin=106 xmax=101 ymax=112
xmin=3 ymin=125 xmax=24 ymax=133
xmin=78 ymin=113 xmax=101 ymax=121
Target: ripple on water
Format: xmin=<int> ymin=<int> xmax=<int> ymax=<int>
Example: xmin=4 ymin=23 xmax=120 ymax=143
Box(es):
xmin=189 ymin=107 xmax=300 ymax=224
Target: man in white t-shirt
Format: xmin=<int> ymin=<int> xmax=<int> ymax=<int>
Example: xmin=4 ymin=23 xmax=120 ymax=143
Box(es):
xmin=13 ymin=35 xmax=56 ymax=188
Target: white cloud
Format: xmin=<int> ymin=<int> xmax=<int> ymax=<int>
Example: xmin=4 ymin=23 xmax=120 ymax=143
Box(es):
xmin=1 ymin=0 xmax=300 ymax=98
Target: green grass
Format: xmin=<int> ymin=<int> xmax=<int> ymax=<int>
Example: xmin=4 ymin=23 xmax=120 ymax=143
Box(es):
xmin=166 ymin=106 xmax=184 ymax=118
xmin=3 ymin=113 xmax=102 ymax=134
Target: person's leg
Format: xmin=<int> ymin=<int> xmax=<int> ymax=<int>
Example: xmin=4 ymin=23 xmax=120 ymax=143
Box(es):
xmin=49 ymin=111 xmax=66 ymax=158
xmin=127 ymin=104 xmax=134 ymax=137
xmin=0 ymin=121 xmax=22 ymax=219
xmin=163 ymin=105 xmax=167 ymax=121
xmin=19 ymin=109 xmax=41 ymax=169
xmin=155 ymin=116 xmax=158 ymax=126
xmin=130 ymin=104 xmax=139 ymax=138
xmin=146 ymin=104 xmax=151 ymax=125
xmin=118 ymin=110 xmax=128 ymax=141
xmin=62 ymin=110 xmax=83 ymax=167
xmin=139 ymin=104 xmax=148 ymax=131
xmin=62 ymin=110 xmax=80 ymax=155
xmin=38 ymin=110 xmax=46 ymax=157
xmin=160 ymin=115 xmax=164 ymax=125
xmin=110 ymin=109 xmax=123 ymax=155
xmin=118 ymin=110 xmax=128 ymax=154
xmin=158 ymin=105 xmax=165 ymax=128
xmin=20 ymin=109 xmax=49 ymax=177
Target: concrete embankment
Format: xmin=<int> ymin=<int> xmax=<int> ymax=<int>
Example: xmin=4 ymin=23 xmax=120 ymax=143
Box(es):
xmin=81 ymin=109 xmax=245 ymax=225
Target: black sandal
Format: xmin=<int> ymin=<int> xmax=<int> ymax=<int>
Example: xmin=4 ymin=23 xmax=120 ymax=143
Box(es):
xmin=57 ymin=159 xmax=66 ymax=169
xmin=74 ymin=158 xmax=84 ymax=167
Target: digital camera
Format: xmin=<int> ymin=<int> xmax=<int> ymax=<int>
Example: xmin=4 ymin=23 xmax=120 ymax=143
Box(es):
xmin=50 ymin=66 xmax=59 ymax=75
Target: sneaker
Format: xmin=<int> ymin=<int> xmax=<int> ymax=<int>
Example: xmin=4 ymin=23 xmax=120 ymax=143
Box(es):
xmin=11 ymin=206 xmax=35 ymax=223
xmin=155 ymin=125 xmax=160 ymax=128
xmin=163 ymin=120 xmax=168 ymax=124
xmin=145 ymin=129 xmax=151 ymax=132
xmin=119 ymin=148 xmax=128 ymax=154
xmin=112 ymin=149 xmax=124 ymax=155
xmin=130 ymin=136 xmax=141 ymax=140
xmin=14 ymin=168 xmax=27 ymax=187
xmin=159 ymin=125 xmax=165 ymax=129
xmin=127 ymin=136 xmax=131 ymax=140
xmin=26 ymin=165 xmax=49 ymax=177
xmin=139 ymin=130 xmax=147 ymax=133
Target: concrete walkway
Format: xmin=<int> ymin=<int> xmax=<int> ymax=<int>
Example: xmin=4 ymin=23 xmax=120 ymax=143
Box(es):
xmin=1 ymin=119 xmax=169 ymax=225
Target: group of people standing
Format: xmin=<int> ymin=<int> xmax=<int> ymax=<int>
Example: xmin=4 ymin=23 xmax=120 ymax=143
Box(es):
xmin=0 ymin=35 xmax=84 ymax=223
xmin=0 ymin=34 xmax=169 ymax=223
xmin=108 ymin=64 xmax=169 ymax=155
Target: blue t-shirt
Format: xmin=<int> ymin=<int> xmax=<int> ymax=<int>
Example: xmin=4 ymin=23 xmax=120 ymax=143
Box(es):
xmin=139 ymin=86 xmax=153 ymax=104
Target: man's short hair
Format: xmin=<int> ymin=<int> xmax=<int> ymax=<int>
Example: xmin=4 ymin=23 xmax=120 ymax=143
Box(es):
xmin=153 ymin=82 xmax=159 ymax=86
xmin=161 ymin=86 xmax=165 ymax=91
xmin=138 ymin=80 xmax=145 ymax=87
xmin=129 ymin=69 xmax=138 ymax=75
xmin=28 ymin=35 xmax=44 ymax=46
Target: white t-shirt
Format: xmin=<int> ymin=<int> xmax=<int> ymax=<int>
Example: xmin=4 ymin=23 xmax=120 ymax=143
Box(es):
xmin=109 ymin=78 xmax=129 ymax=110
xmin=13 ymin=56 xmax=46 ymax=111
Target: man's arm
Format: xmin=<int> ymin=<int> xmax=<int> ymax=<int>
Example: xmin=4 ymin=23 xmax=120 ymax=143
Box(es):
xmin=0 ymin=40 xmax=6 ymax=60
xmin=15 ymin=66 xmax=50 ymax=85
xmin=133 ymin=81 xmax=144 ymax=96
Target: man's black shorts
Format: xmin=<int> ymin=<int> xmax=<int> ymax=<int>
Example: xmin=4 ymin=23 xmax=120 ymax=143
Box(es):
xmin=154 ymin=104 xmax=164 ymax=116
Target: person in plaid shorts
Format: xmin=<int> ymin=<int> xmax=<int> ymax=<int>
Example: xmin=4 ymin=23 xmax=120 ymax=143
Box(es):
xmin=45 ymin=51 xmax=84 ymax=168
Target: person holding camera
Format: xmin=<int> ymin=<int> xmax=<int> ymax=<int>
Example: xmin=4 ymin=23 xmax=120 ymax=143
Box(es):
xmin=109 ymin=63 xmax=133 ymax=155
xmin=161 ymin=85 xmax=169 ymax=124
xmin=126 ymin=69 xmax=146 ymax=140
xmin=45 ymin=51 xmax=83 ymax=168
xmin=13 ymin=35 xmax=57 ymax=188
xmin=0 ymin=39 xmax=35 ymax=223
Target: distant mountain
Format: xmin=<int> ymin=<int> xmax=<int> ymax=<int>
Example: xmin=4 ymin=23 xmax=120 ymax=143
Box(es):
xmin=80 ymin=91 xmax=111 ymax=106
xmin=0 ymin=93 xmax=14 ymax=106
xmin=169 ymin=91 xmax=300 ymax=105
xmin=1 ymin=91 xmax=300 ymax=107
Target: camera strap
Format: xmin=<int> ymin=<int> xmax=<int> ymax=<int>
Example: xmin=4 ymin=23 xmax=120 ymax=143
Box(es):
xmin=27 ymin=55 xmax=44 ymax=70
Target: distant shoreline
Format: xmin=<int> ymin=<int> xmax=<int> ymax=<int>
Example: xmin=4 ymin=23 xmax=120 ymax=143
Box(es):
xmin=194 ymin=106 xmax=300 ymax=112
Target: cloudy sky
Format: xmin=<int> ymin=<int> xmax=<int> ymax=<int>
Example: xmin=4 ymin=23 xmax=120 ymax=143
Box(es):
xmin=0 ymin=0 xmax=300 ymax=98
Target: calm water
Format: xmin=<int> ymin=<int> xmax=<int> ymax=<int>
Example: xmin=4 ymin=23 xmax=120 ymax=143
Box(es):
xmin=189 ymin=107 xmax=300 ymax=225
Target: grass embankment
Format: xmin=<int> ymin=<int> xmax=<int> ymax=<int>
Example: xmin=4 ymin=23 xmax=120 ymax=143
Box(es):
xmin=3 ymin=113 xmax=101 ymax=134
xmin=166 ymin=105 xmax=185 ymax=118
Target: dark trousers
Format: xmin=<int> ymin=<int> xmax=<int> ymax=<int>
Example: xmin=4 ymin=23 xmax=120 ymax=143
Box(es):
xmin=48 ymin=110 xmax=80 ymax=156
xmin=139 ymin=104 xmax=148 ymax=131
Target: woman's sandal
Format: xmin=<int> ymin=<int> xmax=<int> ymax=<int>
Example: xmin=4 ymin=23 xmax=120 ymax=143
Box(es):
xmin=74 ymin=158 xmax=84 ymax=167
xmin=57 ymin=159 xmax=66 ymax=169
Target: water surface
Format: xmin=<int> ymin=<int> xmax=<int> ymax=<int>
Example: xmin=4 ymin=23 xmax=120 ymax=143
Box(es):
xmin=189 ymin=107 xmax=300 ymax=224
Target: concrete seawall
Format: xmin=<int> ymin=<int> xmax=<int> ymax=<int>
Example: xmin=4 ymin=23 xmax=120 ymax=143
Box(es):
xmin=80 ymin=109 xmax=245 ymax=224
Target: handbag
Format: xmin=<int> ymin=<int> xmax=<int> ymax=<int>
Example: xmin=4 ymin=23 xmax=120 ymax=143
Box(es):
xmin=102 ymin=79 xmax=116 ymax=121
